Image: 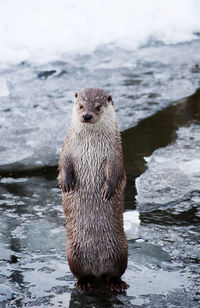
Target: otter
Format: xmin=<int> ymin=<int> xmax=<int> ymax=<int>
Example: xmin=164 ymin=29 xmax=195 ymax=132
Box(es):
xmin=58 ymin=88 xmax=128 ymax=292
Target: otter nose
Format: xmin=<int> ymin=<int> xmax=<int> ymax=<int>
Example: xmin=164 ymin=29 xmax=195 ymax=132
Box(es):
xmin=83 ymin=114 xmax=93 ymax=121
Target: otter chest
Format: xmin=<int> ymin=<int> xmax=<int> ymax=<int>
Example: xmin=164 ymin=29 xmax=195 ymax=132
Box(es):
xmin=73 ymin=137 xmax=111 ymax=167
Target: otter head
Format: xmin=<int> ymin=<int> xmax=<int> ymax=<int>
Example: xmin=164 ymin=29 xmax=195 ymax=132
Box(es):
xmin=74 ymin=88 xmax=113 ymax=124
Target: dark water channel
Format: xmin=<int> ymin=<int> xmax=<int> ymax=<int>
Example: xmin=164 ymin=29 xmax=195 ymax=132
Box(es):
xmin=0 ymin=90 xmax=200 ymax=307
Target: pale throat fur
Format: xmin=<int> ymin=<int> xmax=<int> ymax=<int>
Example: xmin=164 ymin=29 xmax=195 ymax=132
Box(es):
xmin=67 ymin=102 xmax=119 ymax=176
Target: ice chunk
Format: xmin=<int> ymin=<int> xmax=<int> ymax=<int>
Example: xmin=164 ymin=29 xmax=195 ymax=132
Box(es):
xmin=124 ymin=210 xmax=140 ymax=239
xmin=136 ymin=124 xmax=200 ymax=215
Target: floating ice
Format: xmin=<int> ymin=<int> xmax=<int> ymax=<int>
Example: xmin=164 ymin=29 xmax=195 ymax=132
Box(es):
xmin=124 ymin=210 xmax=140 ymax=239
xmin=0 ymin=177 xmax=28 ymax=184
xmin=136 ymin=124 xmax=200 ymax=215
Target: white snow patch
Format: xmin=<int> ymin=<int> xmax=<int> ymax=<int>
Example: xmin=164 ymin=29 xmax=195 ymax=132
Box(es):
xmin=0 ymin=0 xmax=199 ymax=64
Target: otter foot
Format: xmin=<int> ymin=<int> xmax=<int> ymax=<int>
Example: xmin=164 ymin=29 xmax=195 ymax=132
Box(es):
xmin=107 ymin=278 xmax=128 ymax=292
xmin=76 ymin=276 xmax=94 ymax=292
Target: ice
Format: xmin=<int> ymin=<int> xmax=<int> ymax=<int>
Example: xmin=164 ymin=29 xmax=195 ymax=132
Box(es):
xmin=136 ymin=124 xmax=200 ymax=215
xmin=0 ymin=0 xmax=200 ymax=64
xmin=0 ymin=78 xmax=9 ymax=97
xmin=0 ymin=41 xmax=200 ymax=173
xmin=0 ymin=177 xmax=28 ymax=184
xmin=0 ymin=1 xmax=200 ymax=174
xmin=124 ymin=210 xmax=140 ymax=239
xmin=0 ymin=285 xmax=13 ymax=302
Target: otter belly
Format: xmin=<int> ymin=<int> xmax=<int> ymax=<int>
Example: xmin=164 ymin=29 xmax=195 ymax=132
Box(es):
xmin=62 ymin=142 xmax=127 ymax=278
xmin=64 ymin=193 xmax=127 ymax=279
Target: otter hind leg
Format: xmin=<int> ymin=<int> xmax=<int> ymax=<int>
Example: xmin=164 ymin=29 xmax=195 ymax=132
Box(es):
xmin=76 ymin=275 xmax=95 ymax=292
xmin=106 ymin=277 xmax=128 ymax=292
xmin=101 ymin=273 xmax=128 ymax=292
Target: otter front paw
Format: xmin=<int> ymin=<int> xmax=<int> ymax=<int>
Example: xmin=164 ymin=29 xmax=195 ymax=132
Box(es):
xmin=101 ymin=181 xmax=115 ymax=201
xmin=61 ymin=170 xmax=75 ymax=194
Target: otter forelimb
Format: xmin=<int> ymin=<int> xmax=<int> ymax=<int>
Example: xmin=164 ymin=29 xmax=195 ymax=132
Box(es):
xmin=59 ymin=156 xmax=75 ymax=194
xmin=102 ymin=159 xmax=124 ymax=200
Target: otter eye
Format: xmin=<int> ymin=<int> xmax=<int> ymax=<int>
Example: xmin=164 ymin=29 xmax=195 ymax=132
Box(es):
xmin=108 ymin=95 xmax=112 ymax=102
xmin=95 ymin=106 xmax=101 ymax=111
xmin=79 ymin=105 xmax=83 ymax=109
xmin=75 ymin=92 xmax=78 ymax=98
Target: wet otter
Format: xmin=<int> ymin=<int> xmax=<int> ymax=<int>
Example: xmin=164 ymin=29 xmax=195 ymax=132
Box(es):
xmin=58 ymin=88 xmax=128 ymax=292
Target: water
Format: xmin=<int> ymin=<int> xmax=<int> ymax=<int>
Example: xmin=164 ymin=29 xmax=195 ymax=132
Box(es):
xmin=1 ymin=1 xmax=200 ymax=307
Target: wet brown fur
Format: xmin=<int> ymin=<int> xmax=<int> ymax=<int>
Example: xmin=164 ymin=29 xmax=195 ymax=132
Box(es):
xmin=58 ymin=88 xmax=128 ymax=291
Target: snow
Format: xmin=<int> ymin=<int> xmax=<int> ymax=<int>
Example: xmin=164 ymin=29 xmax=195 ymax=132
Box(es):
xmin=0 ymin=0 xmax=199 ymax=64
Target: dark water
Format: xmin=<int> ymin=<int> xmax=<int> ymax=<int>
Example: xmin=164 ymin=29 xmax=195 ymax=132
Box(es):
xmin=0 ymin=90 xmax=200 ymax=307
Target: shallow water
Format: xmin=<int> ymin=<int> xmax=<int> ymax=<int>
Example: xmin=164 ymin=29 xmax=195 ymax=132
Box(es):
xmin=0 ymin=89 xmax=200 ymax=307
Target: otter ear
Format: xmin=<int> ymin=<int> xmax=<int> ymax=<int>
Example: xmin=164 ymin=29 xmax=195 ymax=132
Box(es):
xmin=75 ymin=92 xmax=78 ymax=98
xmin=108 ymin=95 xmax=113 ymax=105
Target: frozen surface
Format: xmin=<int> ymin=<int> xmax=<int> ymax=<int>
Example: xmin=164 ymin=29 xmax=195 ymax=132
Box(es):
xmin=136 ymin=124 xmax=200 ymax=218
xmin=0 ymin=78 xmax=9 ymax=97
xmin=0 ymin=0 xmax=200 ymax=64
xmin=1 ymin=40 xmax=200 ymax=173
xmin=0 ymin=0 xmax=200 ymax=172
